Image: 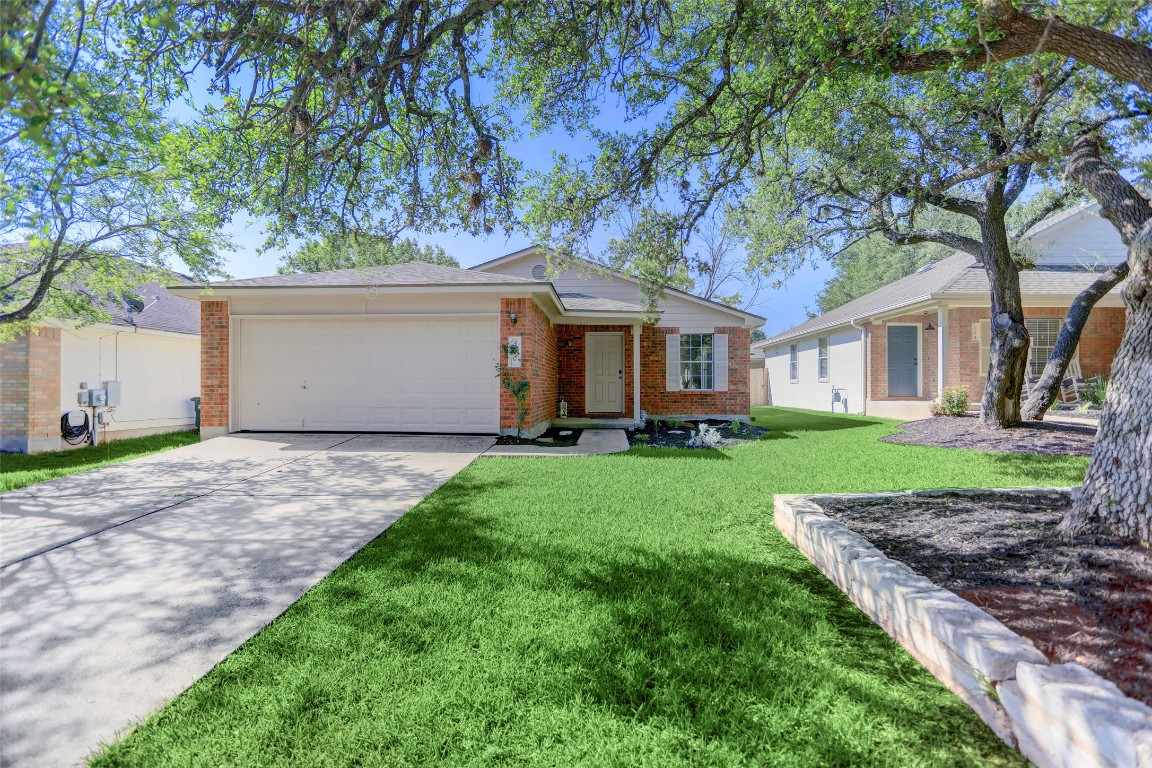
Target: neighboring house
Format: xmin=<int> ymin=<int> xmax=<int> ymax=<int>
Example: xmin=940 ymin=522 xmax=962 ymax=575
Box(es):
xmin=757 ymin=202 xmax=1127 ymax=419
xmin=0 ymin=277 xmax=201 ymax=453
xmin=169 ymin=247 xmax=764 ymax=439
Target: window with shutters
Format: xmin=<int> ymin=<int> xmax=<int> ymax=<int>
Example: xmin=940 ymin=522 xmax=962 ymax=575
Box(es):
xmin=818 ymin=337 xmax=829 ymax=381
xmin=1025 ymin=318 xmax=1070 ymax=377
xmin=789 ymin=344 xmax=799 ymax=383
xmin=679 ymin=334 xmax=714 ymax=390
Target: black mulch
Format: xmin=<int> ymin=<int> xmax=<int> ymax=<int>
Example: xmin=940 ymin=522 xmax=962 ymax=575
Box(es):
xmin=494 ymin=427 xmax=582 ymax=447
xmin=626 ymin=418 xmax=770 ymax=448
xmin=819 ymin=491 xmax=1152 ymax=707
xmin=880 ymin=415 xmax=1096 ymax=456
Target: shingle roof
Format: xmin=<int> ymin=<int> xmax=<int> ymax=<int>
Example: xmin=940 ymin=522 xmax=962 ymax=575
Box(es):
xmin=760 ymin=249 xmax=1124 ymax=347
xmin=760 ymin=252 xmax=975 ymax=345
xmin=940 ymin=263 xmax=1121 ymax=295
xmin=111 ymin=277 xmax=201 ymax=335
xmin=557 ymin=292 xmax=643 ymax=312
xmin=199 ymin=262 xmax=537 ymax=288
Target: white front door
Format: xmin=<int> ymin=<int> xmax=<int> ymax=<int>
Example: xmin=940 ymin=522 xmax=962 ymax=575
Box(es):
xmin=586 ymin=332 xmax=624 ymax=413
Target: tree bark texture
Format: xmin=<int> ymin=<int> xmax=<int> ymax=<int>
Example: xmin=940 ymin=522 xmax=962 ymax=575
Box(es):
xmin=979 ymin=212 xmax=1030 ymax=429
xmin=1063 ymin=222 xmax=1152 ymax=541
xmin=1060 ymin=135 xmax=1152 ymax=540
xmin=890 ymin=1 xmax=1152 ymax=93
xmin=1021 ymin=262 xmax=1129 ymax=420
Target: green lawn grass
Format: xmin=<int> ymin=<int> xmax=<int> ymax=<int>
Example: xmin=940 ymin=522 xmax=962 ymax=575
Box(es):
xmin=92 ymin=408 xmax=1087 ymax=767
xmin=0 ymin=430 xmax=199 ymax=492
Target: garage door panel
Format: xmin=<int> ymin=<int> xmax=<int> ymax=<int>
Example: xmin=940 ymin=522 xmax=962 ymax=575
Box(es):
xmin=238 ymin=317 xmax=499 ymax=433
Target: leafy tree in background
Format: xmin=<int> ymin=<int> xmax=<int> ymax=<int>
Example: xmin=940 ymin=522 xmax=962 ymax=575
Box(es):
xmin=278 ymin=235 xmax=457 ymax=274
xmin=0 ymin=1 xmax=229 ymax=337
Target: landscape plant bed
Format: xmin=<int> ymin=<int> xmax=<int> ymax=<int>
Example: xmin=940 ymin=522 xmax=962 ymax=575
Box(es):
xmin=493 ymin=426 xmax=582 ymax=447
xmin=817 ymin=490 xmax=1151 ymax=707
xmin=626 ymin=418 xmax=769 ymax=447
xmin=880 ymin=415 xmax=1096 ymax=455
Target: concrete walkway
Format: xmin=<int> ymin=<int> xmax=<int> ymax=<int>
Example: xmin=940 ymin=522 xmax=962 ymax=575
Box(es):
xmin=0 ymin=432 xmax=492 ymax=767
xmin=483 ymin=428 xmax=631 ymax=457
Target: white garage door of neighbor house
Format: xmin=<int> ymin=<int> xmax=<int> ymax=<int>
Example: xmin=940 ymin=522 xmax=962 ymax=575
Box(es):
xmin=237 ymin=316 xmax=500 ymax=433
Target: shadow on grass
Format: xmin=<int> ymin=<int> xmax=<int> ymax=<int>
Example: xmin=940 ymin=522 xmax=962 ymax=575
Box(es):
xmin=984 ymin=451 xmax=1088 ymax=487
xmin=750 ymin=408 xmax=889 ymax=436
xmin=94 ymin=464 xmax=1024 ymax=767
xmin=626 ymin=447 xmax=732 ymax=460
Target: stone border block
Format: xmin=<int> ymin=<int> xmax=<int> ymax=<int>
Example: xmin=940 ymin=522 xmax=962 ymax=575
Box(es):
xmin=774 ymin=489 xmax=1152 ymax=768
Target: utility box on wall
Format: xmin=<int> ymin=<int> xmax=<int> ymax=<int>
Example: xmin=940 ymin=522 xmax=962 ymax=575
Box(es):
xmin=103 ymin=381 xmax=122 ymax=407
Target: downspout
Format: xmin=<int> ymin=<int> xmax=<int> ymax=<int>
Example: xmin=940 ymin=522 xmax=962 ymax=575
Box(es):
xmin=850 ymin=318 xmax=867 ymax=415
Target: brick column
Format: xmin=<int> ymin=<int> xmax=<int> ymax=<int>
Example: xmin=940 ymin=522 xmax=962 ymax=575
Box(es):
xmin=499 ymin=297 xmax=556 ymax=436
xmin=200 ymin=301 xmax=230 ymax=438
xmin=0 ymin=325 xmax=62 ymax=453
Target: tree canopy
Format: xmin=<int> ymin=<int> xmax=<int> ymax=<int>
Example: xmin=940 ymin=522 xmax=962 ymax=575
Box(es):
xmin=277 ymin=235 xmax=457 ymax=274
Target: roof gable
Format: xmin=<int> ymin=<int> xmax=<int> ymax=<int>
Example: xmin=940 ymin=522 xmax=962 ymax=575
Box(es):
xmin=471 ymin=246 xmax=765 ymax=326
xmin=760 ymin=203 xmax=1130 ymax=347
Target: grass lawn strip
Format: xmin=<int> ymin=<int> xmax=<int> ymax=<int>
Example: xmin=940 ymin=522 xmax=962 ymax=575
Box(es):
xmin=91 ymin=408 xmax=1088 ymax=767
xmin=0 ymin=431 xmax=200 ymax=493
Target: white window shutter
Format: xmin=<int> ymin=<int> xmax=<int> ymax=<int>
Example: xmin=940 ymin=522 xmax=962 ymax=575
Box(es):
xmin=977 ymin=320 xmax=991 ymax=375
xmin=666 ymin=334 xmax=681 ymax=391
xmin=713 ymin=333 xmax=729 ymax=391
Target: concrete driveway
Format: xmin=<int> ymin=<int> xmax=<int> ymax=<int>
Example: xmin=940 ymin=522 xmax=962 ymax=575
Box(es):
xmin=0 ymin=432 xmax=493 ymax=767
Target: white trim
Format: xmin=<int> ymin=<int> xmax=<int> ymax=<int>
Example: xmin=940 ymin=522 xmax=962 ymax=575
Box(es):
xmin=937 ymin=304 xmax=947 ymax=399
xmin=886 ymin=322 xmax=922 ymax=398
xmin=585 ymin=332 xmax=625 ymax=414
xmin=42 ymin=319 xmax=198 ymax=340
xmin=632 ymin=324 xmax=641 ymax=421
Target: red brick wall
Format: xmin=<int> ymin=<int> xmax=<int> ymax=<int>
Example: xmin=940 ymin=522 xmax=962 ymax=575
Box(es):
xmin=641 ymin=325 xmax=751 ymax=416
xmin=556 ymin=325 xmax=635 ymax=418
xmin=0 ymin=325 xmax=61 ymax=446
xmin=499 ymin=298 xmax=556 ymax=432
xmin=947 ymin=305 xmax=1125 ymax=399
xmin=867 ymin=315 xmax=937 ymax=401
xmin=200 ymin=301 xmax=230 ymax=428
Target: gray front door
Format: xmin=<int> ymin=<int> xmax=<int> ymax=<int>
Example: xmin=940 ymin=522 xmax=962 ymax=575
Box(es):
xmin=887 ymin=325 xmax=919 ymax=396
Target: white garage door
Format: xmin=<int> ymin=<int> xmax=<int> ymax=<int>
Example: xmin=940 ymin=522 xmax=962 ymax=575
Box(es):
xmin=237 ymin=316 xmax=499 ymax=433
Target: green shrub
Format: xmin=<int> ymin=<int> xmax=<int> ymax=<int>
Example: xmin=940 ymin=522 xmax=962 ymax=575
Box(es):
xmin=930 ymin=386 xmax=969 ymax=417
xmin=665 ymin=417 xmax=682 ymax=429
xmin=634 ymin=433 xmax=650 ymax=444
xmin=1081 ymin=376 xmax=1107 ymax=406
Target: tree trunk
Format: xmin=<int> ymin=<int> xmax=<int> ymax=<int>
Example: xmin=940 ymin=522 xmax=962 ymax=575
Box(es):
xmin=1062 ymin=222 xmax=1152 ymax=541
xmin=1021 ymin=262 xmax=1129 ymax=420
xmin=979 ymin=214 xmax=1029 ymax=429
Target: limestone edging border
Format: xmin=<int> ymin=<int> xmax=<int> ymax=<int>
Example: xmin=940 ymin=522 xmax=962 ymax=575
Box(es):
xmin=773 ymin=489 xmax=1152 ymax=768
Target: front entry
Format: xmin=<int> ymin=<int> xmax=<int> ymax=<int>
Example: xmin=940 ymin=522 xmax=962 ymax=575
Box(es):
xmin=887 ymin=325 xmax=919 ymax=396
xmin=586 ymin=332 xmax=624 ymax=413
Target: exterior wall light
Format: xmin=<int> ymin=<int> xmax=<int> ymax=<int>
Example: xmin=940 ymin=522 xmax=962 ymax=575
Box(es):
xmin=509 ymin=311 xmax=518 ymax=325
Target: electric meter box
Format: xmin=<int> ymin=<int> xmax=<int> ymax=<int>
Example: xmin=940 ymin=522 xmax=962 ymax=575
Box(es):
xmin=89 ymin=389 xmax=107 ymax=407
xmin=103 ymin=381 xmax=122 ymax=407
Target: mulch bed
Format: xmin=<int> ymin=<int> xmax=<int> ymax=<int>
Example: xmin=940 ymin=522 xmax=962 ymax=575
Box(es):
xmin=880 ymin=415 xmax=1096 ymax=456
xmin=626 ymin=418 xmax=770 ymax=448
xmin=819 ymin=491 xmax=1152 ymax=707
xmin=494 ymin=427 xmax=582 ymax=447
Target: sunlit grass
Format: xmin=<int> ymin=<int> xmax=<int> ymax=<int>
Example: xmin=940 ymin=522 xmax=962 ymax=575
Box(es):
xmin=93 ymin=408 xmax=1084 ymax=767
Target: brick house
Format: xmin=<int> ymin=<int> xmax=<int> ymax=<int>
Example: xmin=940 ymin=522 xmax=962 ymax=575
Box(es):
xmin=1 ymin=278 xmax=201 ymax=453
xmin=169 ymin=249 xmax=764 ymax=439
xmin=757 ymin=202 xmax=1128 ymax=419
